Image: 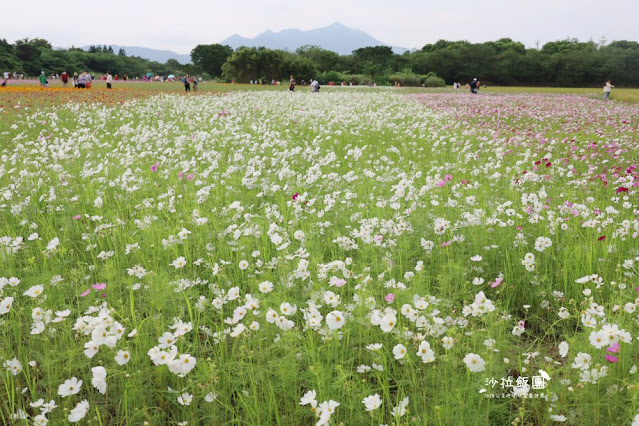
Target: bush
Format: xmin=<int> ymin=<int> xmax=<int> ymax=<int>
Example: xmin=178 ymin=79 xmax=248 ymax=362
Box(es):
xmin=373 ymin=75 xmax=390 ymax=86
xmin=388 ymin=73 xmax=421 ymax=87
xmin=421 ymin=72 xmax=446 ymax=87
xmin=318 ymin=70 xmax=342 ymax=85
xmin=341 ymin=74 xmax=372 ymax=86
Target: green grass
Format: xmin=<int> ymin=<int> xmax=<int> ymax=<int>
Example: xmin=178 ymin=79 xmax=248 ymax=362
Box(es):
xmin=0 ymin=87 xmax=637 ymax=425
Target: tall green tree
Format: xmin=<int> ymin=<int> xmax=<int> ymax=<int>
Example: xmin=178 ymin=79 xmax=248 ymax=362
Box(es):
xmin=295 ymin=45 xmax=339 ymax=73
xmin=190 ymin=44 xmax=233 ymax=77
xmin=352 ymin=46 xmax=395 ymax=77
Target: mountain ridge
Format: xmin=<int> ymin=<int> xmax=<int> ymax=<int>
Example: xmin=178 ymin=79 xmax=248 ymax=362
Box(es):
xmin=220 ymin=22 xmax=408 ymax=55
xmin=53 ymin=23 xmax=410 ymax=64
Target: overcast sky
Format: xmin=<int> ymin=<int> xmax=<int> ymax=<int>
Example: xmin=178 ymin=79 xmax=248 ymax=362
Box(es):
xmin=4 ymin=0 xmax=638 ymax=54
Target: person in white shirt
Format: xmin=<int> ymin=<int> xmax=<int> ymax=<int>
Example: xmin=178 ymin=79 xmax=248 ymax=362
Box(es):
xmin=106 ymin=71 xmax=113 ymax=89
xmin=603 ymin=80 xmax=614 ymax=101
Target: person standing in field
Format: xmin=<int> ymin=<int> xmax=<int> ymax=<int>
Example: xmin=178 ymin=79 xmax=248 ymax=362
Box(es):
xmin=106 ymin=71 xmax=113 ymax=89
xmin=77 ymin=72 xmax=86 ymax=89
xmin=39 ymin=71 xmax=47 ymax=88
xmin=192 ymin=75 xmax=198 ymax=92
xmin=72 ymin=72 xmax=78 ymax=87
xmin=184 ymin=75 xmax=191 ymax=93
xmin=289 ymin=75 xmax=295 ymax=91
xmin=61 ymin=70 xmax=69 ymax=86
xmin=603 ymin=80 xmax=614 ymax=101
xmin=470 ymin=78 xmax=478 ymax=94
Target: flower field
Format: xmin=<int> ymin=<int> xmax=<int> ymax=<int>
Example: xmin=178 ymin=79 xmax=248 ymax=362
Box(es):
xmin=0 ymin=87 xmax=638 ymax=425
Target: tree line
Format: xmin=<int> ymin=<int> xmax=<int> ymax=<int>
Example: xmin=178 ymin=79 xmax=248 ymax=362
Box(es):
xmin=2 ymin=37 xmax=638 ymax=87
xmin=0 ymin=38 xmax=196 ymax=78
xmin=200 ymin=39 xmax=639 ymax=87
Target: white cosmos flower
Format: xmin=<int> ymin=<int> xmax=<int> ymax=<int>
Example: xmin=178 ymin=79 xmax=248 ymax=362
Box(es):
xmin=259 ymin=281 xmax=274 ymax=293
xmin=68 ymin=400 xmax=89 ymax=423
xmin=393 ymin=344 xmax=407 ymax=359
xmin=0 ymin=297 xmax=14 ymax=315
xmin=571 ymin=352 xmax=592 ymax=370
xmin=391 ymin=396 xmax=409 ymax=417
xmin=170 ymin=256 xmax=187 ymax=269
xmin=265 ymin=309 xmax=279 ymax=323
xmin=177 ymin=393 xmax=193 ymax=406
xmin=326 ymin=311 xmax=345 ymax=329
xmin=463 ymin=353 xmax=486 ymax=372
xmin=441 ymin=336 xmax=455 ymax=350
xmin=115 ymin=350 xmax=131 ymax=365
xmin=3 ymin=358 xmax=22 ymax=375
xmin=299 ymin=389 xmax=317 ymax=407
xmin=379 ymin=313 xmax=397 ymax=332
xmin=91 ymin=366 xmax=107 ymax=394
xmin=58 ymin=377 xmax=82 ymax=397
xmin=366 ymin=343 xmax=383 ymax=351
xmin=361 ymin=393 xmax=382 ymax=411
xmin=33 ymin=414 xmax=48 ymax=426
xmin=167 ymin=354 xmax=196 ymax=377
xmin=46 ymin=237 xmax=60 ymax=252
xmin=23 ymin=285 xmax=44 ymax=298
xmin=558 ymin=341 xmax=569 ymax=358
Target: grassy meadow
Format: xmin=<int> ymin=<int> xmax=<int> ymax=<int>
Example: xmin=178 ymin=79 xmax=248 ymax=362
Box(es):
xmin=0 ymin=83 xmax=638 ymax=425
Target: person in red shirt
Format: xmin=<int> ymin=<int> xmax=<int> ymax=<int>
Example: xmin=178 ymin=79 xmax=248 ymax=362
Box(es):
xmin=61 ymin=71 xmax=69 ymax=86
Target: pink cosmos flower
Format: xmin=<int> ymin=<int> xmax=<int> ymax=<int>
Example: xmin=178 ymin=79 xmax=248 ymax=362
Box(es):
xmin=73 ymin=215 xmax=82 ymax=220
xmin=79 ymin=289 xmax=90 ymax=297
xmin=607 ymin=343 xmax=620 ymax=353
xmin=151 ymin=164 xmax=157 ymax=172
xmin=292 ymin=192 xmax=300 ymax=200
xmin=334 ymin=278 xmax=346 ymax=287
xmin=186 ymin=174 xmax=194 ymax=180
xmin=384 ymin=293 xmax=395 ymax=303
xmin=436 ymin=180 xmax=446 ymax=187
xmin=444 ymin=174 xmax=453 ymax=182
xmin=490 ymin=277 xmax=504 ymax=288
xmin=605 ymin=354 xmax=619 ymax=363
xmin=178 ymin=171 xmax=184 ymax=179
xmin=441 ymin=241 xmax=451 ymax=247
xmin=92 ymin=283 xmax=106 ymax=291
xmin=598 ymin=236 xmax=606 ymax=241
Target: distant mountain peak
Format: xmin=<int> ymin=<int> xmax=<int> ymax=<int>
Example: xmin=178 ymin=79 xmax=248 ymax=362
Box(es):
xmin=220 ymin=23 xmax=407 ymax=55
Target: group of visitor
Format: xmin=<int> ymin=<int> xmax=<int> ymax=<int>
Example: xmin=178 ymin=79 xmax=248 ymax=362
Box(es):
xmin=0 ymin=69 xmax=618 ymax=100
xmin=182 ymin=75 xmax=199 ymax=93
